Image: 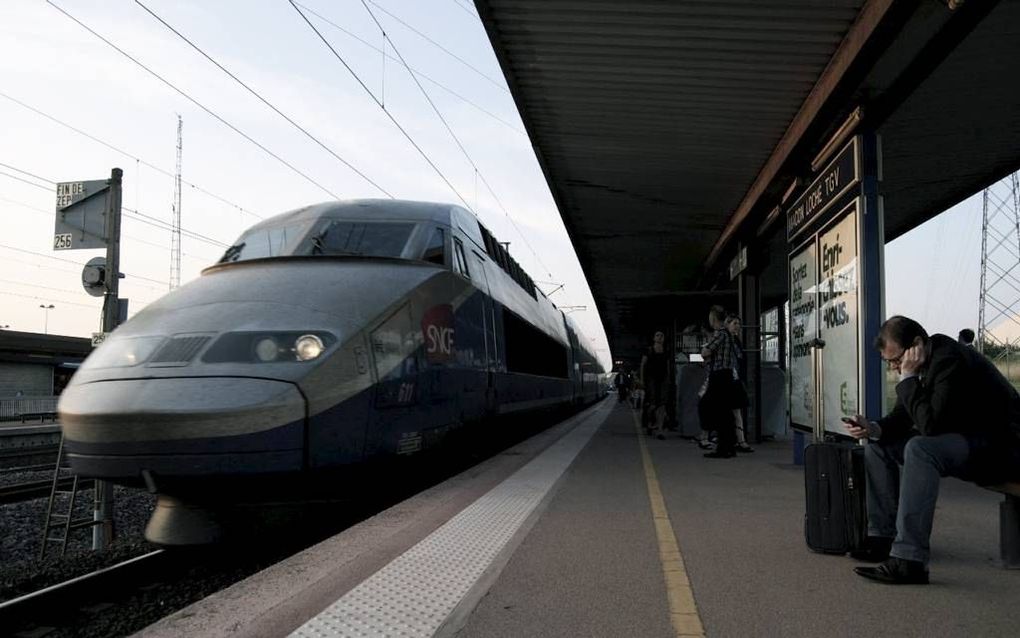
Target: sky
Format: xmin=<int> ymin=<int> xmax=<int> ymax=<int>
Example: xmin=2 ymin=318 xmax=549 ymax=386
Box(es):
xmin=0 ymin=0 xmax=612 ymax=367
xmin=0 ymin=1 xmax=1014 ymax=367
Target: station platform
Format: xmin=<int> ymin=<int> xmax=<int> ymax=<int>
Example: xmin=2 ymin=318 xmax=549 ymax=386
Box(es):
xmin=142 ymin=400 xmax=1020 ymax=637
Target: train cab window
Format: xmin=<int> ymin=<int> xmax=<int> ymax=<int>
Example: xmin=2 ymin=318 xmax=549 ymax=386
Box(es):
xmin=219 ymin=220 xmax=313 ymax=263
xmin=306 ymin=221 xmax=414 ymax=258
xmin=453 ymin=238 xmax=470 ymax=277
xmin=422 ymin=227 xmax=446 ymax=265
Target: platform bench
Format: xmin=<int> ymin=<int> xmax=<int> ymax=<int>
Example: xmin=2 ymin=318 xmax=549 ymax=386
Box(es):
xmin=985 ymin=482 xmax=1020 ymax=569
xmin=18 ymin=411 xmax=57 ymax=423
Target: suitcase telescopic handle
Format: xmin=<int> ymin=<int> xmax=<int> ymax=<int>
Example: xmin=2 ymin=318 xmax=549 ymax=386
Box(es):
xmin=809 ymin=338 xmax=826 ymax=443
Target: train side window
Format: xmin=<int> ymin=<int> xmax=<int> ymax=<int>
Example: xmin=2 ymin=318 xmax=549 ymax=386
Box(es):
xmin=453 ymin=238 xmax=470 ymax=277
xmin=422 ymin=227 xmax=446 ymax=265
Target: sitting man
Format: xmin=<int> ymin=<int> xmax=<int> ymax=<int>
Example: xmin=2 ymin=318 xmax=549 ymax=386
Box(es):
xmin=845 ymin=316 xmax=1020 ymax=584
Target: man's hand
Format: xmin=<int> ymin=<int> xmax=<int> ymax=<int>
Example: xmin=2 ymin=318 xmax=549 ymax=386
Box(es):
xmin=843 ymin=414 xmax=877 ymax=440
xmin=900 ymin=343 xmax=926 ymax=376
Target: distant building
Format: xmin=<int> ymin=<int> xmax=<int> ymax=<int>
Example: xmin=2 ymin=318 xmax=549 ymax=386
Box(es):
xmin=0 ymin=330 xmax=92 ymax=397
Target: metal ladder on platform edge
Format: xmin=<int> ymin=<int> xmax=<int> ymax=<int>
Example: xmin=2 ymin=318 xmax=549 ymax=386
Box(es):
xmin=40 ymin=433 xmax=100 ymax=559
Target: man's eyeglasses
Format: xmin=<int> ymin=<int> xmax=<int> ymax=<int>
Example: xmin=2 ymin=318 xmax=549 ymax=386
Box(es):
xmin=883 ymin=350 xmax=905 ymax=367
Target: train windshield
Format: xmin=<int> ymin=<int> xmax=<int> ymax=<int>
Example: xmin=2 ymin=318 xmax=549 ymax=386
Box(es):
xmin=302 ymin=221 xmax=415 ymax=258
xmin=218 ymin=220 xmax=416 ymax=264
xmin=219 ymin=221 xmax=315 ymax=263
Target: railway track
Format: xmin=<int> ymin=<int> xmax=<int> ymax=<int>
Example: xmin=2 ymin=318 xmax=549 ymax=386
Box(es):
xmin=0 ymin=549 xmax=174 ymax=631
xmin=0 ymin=477 xmax=94 ymax=505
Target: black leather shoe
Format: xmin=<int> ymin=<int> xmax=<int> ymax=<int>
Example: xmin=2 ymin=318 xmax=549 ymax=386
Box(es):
xmin=850 ymin=537 xmax=893 ymax=562
xmin=854 ymin=557 xmax=929 ymax=585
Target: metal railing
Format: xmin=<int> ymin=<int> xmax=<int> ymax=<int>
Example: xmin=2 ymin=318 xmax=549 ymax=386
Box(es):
xmin=0 ymin=397 xmax=59 ymax=422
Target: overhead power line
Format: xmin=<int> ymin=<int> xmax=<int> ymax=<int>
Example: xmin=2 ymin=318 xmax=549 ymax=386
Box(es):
xmin=0 ymin=243 xmax=169 ymax=288
xmin=124 ymin=206 xmax=230 ymax=248
xmin=289 ymin=0 xmax=472 ymax=211
xmin=135 ymin=0 xmax=394 ymax=199
xmin=46 ymin=1 xmax=342 ymax=200
xmin=0 ymin=90 xmax=264 ymax=219
xmin=358 ymin=1 xmax=554 ymax=279
xmin=451 ymin=0 xmax=480 ymax=21
xmin=292 ymin=3 xmax=525 ymax=135
xmin=0 ymin=169 xmax=51 ymax=191
xmin=0 ymin=162 xmax=232 ymax=250
xmin=364 ymin=1 xmax=507 ymax=94
xmin=1 ymin=194 xmax=219 ymax=262
xmin=0 ymin=277 xmax=153 ymax=305
xmin=0 ymin=288 xmax=101 ymax=309
xmin=0 ymin=162 xmax=55 ymax=186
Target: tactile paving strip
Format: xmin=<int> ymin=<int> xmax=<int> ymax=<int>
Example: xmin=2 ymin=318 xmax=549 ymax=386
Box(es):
xmin=291 ymin=403 xmax=610 ymax=637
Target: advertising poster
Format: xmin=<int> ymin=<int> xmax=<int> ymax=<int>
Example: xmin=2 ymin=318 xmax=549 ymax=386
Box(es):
xmin=818 ymin=203 xmax=859 ymax=435
xmin=788 ymin=242 xmax=817 ymax=429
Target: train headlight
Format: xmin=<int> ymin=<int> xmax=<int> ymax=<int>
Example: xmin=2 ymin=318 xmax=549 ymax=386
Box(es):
xmin=295 ymin=334 xmax=324 ymax=361
xmin=203 ymin=331 xmax=336 ymax=364
xmin=254 ymin=337 xmax=280 ymax=362
xmin=80 ymin=336 xmax=165 ymax=370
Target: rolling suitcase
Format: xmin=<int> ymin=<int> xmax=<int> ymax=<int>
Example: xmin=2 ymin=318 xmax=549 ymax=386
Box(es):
xmin=804 ymin=442 xmax=867 ymax=553
xmin=802 ymin=338 xmax=868 ymax=554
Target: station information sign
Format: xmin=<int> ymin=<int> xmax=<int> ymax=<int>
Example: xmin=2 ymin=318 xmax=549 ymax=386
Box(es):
xmin=818 ymin=203 xmax=860 ymax=434
xmin=788 ymin=241 xmax=817 ymax=428
xmin=786 ymin=134 xmax=880 ymax=437
xmin=789 ymin=200 xmax=864 ymax=436
xmin=787 ymin=137 xmax=859 ymax=242
xmin=54 ymin=178 xmax=109 ymax=250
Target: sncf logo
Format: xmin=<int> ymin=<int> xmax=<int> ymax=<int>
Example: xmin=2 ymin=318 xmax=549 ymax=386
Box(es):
xmin=422 ymin=304 xmax=455 ymax=363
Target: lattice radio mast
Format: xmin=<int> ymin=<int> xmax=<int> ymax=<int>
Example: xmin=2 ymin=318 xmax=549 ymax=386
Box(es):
xmin=170 ymin=115 xmax=183 ymax=290
xmin=977 ymin=171 xmax=1020 ymax=357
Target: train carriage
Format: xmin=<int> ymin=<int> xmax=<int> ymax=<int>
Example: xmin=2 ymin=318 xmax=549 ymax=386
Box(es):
xmin=58 ymin=200 xmax=604 ymax=542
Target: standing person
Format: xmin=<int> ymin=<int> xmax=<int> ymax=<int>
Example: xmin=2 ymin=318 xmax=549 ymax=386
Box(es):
xmin=844 ymin=316 xmax=1020 ymax=584
xmin=614 ymin=368 xmax=630 ymax=403
xmin=630 ymin=375 xmax=643 ymax=411
xmin=700 ymin=306 xmax=737 ymax=458
xmin=957 ymin=328 xmax=975 ymax=347
xmin=641 ymin=330 xmax=671 ymax=440
xmin=725 ymin=314 xmax=754 ymax=453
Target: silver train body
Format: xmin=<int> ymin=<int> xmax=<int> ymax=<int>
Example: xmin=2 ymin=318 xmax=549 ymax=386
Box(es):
xmin=60 ymin=200 xmax=605 ymax=514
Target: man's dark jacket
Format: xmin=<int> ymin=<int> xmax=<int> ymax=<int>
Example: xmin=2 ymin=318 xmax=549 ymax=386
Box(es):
xmin=878 ymin=333 xmax=1020 ymax=483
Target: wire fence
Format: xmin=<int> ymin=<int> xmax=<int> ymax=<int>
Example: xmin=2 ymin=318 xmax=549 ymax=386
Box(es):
xmin=0 ymin=397 xmax=58 ymax=422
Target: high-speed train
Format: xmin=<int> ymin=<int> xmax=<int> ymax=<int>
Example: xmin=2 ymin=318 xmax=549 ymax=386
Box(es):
xmin=59 ymin=200 xmax=605 ymax=542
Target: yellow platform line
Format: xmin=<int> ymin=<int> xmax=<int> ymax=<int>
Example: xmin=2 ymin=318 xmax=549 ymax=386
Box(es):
xmin=633 ymin=411 xmax=705 ymax=637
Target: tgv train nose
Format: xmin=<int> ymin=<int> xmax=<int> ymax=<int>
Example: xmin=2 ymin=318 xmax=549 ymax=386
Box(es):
xmin=58 ymin=377 xmax=306 ymax=484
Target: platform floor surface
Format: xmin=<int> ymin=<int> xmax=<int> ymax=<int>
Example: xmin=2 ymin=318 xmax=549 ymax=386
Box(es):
xmin=459 ymin=402 xmax=1020 ymax=638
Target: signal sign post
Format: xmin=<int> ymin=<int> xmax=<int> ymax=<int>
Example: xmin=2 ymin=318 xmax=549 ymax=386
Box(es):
xmin=53 ymin=167 xmax=124 ymax=551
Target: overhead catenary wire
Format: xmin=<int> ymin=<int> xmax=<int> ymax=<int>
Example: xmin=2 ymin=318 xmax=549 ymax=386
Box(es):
xmin=0 ymin=162 xmax=55 ymax=187
xmin=0 ymin=90 xmax=264 ymax=220
xmin=0 ymin=243 xmax=170 ymax=288
xmin=451 ymin=0 xmax=480 ymax=21
xmin=0 ymin=288 xmax=103 ymax=310
xmin=46 ymin=1 xmax=342 ymax=201
xmin=0 ymin=278 xmax=156 ymax=305
xmin=0 ymin=163 xmax=232 ymax=250
xmin=0 ymin=169 xmax=51 ymax=191
xmin=1 ymin=195 xmax=220 ymax=262
xmin=123 ymin=207 xmax=230 ymax=248
xmin=357 ymin=0 xmax=554 ymax=279
xmin=134 ymin=0 xmax=394 ymax=199
xmin=288 ymin=0 xmax=472 ymax=211
xmin=364 ymin=0 xmax=507 ymax=94
xmin=292 ymin=3 xmax=525 ymax=135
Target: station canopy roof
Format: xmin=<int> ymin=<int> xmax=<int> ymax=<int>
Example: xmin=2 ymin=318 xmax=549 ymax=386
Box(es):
xmin=476 ymin=0 xmax=1020 ymax=360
